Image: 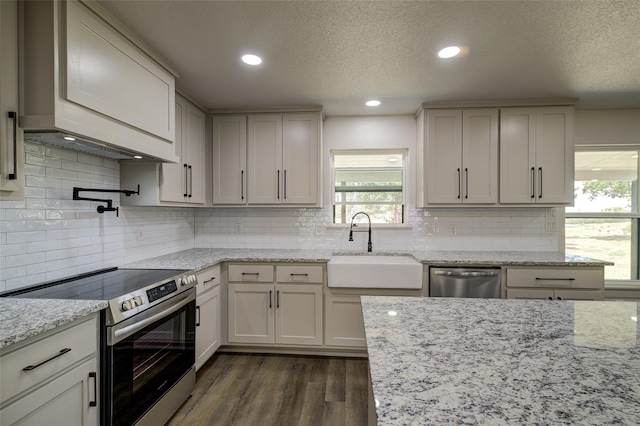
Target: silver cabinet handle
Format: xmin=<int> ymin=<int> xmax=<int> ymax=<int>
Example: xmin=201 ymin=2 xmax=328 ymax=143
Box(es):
xmin=7 ymin=111 xmax=17 ymax=180
xmin=23 ymin=348 xmax=71 ymax=371
xmin=433 ymin=270 xmax=499 ymax=278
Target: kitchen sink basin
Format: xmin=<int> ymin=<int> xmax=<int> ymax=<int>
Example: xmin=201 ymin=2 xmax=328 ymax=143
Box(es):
xmin=327 ymin=255 xmax=423 ymax=289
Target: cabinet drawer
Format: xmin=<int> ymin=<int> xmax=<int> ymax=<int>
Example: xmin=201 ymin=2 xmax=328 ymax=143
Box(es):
xmin=0 ymin=316 xmax=97 ymax=403
xmin=506 ymin=268 xmax=604 ymax=289
xmin=276 ymin=265 xmax=323 ymax=283
xmin=228 ymin=264 xmax=274 ymax=282
xmin=196 ymin=264 xmax=221 ymax=295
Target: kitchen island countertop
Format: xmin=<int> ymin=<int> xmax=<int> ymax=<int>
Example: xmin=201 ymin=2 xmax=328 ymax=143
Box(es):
xmin=0 ymin=299 xmax=107 ymax=349
xmin=361 ymin=296 xmax=640 ymax=425
xmin=123 ymin=248 xmax=612 ymax=271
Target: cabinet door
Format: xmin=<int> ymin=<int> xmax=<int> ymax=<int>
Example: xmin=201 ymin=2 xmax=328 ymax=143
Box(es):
xmin=553 ymin=289 xmax=604 ymax=301
xmin=506 ymin=288 xmax=554 ymax=300
xmin=0 ymin=358 xmax=98 ymax=426
xmin=185 ymin=102 xmax=206 ymax=203
xmin=161 ymin=96 xmax=188 ymax=202
xmin=462 ymin=109 xmax=498 ymax=204
xmin=282 ymin=114 xmax=319 ymax=204
xmin=0 ymin=0 xmax=24 ymax=200
xmin=535 ymin=107 xmax=574 ymax=204
xmin=426 ymin=110 xmax=462 ymax=204
xmin=248 ymin=115 xmax=282 ymax=204
xmin=275 ymin=284 xmax=323 ymax=346
xmin=227 ymin=283 xmax=274 ymax=344
xmin=324 ymin=295 xmax=367 ymax=348
xmin=500 ymin=108 xmax=536 ymax=204
xmin=195 ymin=285 xmax=220 ymax=371
xmin=212 ymin=116 xmax=247 ymax=204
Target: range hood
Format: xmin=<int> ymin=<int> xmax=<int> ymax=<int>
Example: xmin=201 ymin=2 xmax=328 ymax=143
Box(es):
xmin=23 ymin=132 xmax=150 ymax=161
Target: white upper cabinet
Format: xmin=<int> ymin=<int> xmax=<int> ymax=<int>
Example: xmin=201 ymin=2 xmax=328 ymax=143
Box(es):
xmin=20 ymin=0 xmax=178 ymax=162
xmin=120 ymin=95 xmax=206 ymax=206
xmin=213 ymin=111 xmax=321 ymax=206
xmin=500 ymin=107 xmax=574 ymax=204
xmin=0 ymin=0 xmax=24 ymax=201
xmin=160 ymin=95 xmax=205 ymax=204
xmin=212 ymin=116 xmax=248 ymax=205
xmin=420 ymin=108 xmax=498 ymax=205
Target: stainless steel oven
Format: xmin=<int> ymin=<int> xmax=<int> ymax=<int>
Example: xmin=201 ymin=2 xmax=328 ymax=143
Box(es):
xmin=106 ymin=288 xmax=195 ymax=426
xmin=2 ymin=267 xmax=198 ymax=426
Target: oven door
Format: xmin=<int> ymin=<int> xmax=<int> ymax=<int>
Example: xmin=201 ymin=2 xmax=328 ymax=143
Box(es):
xmin=105 ymin=289 xmax=195 ymax=426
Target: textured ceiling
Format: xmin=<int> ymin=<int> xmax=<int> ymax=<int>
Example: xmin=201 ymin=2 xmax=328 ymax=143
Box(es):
xmin=97 ymin=0 xmax=640 ymax=116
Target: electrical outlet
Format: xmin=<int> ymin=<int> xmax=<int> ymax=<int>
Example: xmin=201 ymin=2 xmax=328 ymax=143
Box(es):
xmin=450 ymin=225 xmax=457 ymax=235
xmin=315 ymin=223 xmax=323 ymax=236
xmin=546 ymin=208 xmax=556 ymax=217
xmin=545 ymin=220 xmax=557 ymax=232
xmin=137 ymin=227 xmax=144 ymax=241
xmin=234 ymin=223 xmax=242 ymax=234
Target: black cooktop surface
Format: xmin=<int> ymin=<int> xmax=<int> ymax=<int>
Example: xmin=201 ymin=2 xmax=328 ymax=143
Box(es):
xmin=1 ymin=268 xmax=187 ymax=301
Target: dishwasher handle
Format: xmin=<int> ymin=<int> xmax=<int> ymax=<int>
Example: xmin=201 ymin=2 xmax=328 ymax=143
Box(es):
xmin=433 ymin=270 xmax=499 ymax=278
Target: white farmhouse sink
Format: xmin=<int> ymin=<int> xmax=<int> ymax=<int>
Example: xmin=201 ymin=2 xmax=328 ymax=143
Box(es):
xmin=327 ymin=255 xmax=423 ymax=289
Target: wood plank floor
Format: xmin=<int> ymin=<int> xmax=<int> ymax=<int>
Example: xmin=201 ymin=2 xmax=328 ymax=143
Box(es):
xmin=167 ymin=353 xmax=370 ymax=426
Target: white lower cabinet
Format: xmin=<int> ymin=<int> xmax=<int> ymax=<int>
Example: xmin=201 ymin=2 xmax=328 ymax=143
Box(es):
xmin=228 ymin=283 xmax=323 ymax=346
xmin=0 ymin=315 xmax=99 ymax=426
xmin=195 ymin=265 xmax=221 ymax=371
xmin=325 ymin=295 xmax=367 ymax=348
xmin=505 ymin=267 xmax=605 ymax=301
xmin=227 ymin=264 xmax=323 ymax=346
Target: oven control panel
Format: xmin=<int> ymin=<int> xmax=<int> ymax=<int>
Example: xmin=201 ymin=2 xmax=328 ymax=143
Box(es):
xmin=146 ymin=280 xmax=178 ymax=303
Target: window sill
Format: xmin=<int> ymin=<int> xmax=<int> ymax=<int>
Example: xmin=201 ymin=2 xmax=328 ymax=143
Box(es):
xmin=326 ymin=224 xmax=413 ymax=230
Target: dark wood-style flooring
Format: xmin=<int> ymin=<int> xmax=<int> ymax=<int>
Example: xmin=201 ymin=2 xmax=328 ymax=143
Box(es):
xmin=167 ymin=353 xmax=370 ymax=426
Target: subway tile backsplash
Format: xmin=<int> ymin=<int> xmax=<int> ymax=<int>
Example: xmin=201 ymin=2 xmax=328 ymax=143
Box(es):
xmin=0 ymin=141 xmax=558 ymax=292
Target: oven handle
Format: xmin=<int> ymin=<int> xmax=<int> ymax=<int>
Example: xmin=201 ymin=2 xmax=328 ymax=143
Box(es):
xmin=109 ymin=290 xmax=195 ymax=345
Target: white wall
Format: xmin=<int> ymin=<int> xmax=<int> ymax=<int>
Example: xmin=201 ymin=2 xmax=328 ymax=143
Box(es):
xmin=0 ymin=142 xmax=195 ymax=292
xmin=575 ymin=109 xmax=640 ymax=146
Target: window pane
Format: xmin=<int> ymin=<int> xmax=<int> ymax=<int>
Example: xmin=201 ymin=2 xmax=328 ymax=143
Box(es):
xmin=565 ymin=218 xmax=636 ymax=280
xmin=568 ymin=150 xmax=638 ymax=213
xmin=334 ymin=204 xmax=404 ymax=224
xmin=334 ymin=154 xmax=403 ymax=168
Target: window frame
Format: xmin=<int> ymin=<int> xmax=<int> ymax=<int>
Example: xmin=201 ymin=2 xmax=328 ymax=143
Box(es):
xmin=330 ymin=149 xmax=408 ymax=226
xmin=565 ymin=145 xmax=640 ymax=288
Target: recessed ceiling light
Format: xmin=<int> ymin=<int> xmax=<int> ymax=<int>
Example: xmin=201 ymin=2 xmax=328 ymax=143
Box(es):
xmin=366 ymin=100 xmax=381 ymax=107
xmin=241 ymin=54 xmax=262 ymax=65
xmin=63 ymin=136 xmax=76 ymax=141
xmin=438 ymin=46 xmax=461 ymax=59
xmin=133 ymin=155 xmax=143 ymax=159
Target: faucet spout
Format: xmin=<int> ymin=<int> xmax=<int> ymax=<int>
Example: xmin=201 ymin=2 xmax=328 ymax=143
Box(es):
xmin=349 ymin=211 xmax=372 ymax=252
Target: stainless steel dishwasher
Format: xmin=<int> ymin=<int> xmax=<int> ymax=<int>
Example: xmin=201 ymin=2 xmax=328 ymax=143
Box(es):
xmin=429 ymin=267 xmax=501 ymax=298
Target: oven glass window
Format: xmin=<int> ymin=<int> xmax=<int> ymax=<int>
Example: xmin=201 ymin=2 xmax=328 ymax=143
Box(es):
xmin=109 ymin=301 xmax=195 ymax=426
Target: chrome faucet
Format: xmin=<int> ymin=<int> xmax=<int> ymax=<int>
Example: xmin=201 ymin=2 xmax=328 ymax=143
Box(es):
xmin=348 ymin=211 xmax=372 ymax=252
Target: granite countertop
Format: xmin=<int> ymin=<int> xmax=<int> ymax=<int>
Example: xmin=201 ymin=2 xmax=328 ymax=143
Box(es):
xmin=123 ymin=248 xmax=611 ymax=272
xmin=361 ymin=296 xmax=640 ymax=425
xmin=0 ymin=299 xmax=107 ymax=350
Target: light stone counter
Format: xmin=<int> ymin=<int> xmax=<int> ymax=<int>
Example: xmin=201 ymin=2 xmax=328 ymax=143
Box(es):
xmin=0 ymin=299 xmax=107 ymax=349
xmin=361 ymin=296 xmax=640 ymax=425
xmin=123 ymin=248 xmax=611 ymax=272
